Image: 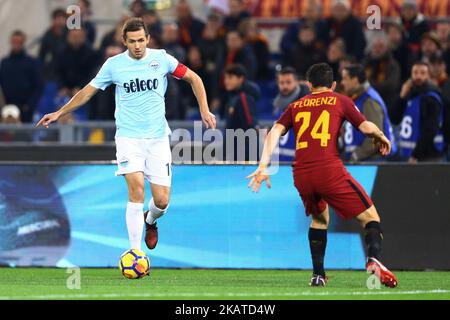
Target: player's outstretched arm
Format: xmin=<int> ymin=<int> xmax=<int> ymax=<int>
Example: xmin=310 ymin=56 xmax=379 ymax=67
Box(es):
xmin=358 ymin=120 xmax=391 ymax=156
xmin=36 ymin=84 xmax=98 ymax=128
xmin=181 ymin=68 xmax=216 ymax=129
xmin=247 ymin=123 xmax=286 ymax=193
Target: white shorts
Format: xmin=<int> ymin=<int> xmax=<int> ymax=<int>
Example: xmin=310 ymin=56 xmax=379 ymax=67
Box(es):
xmin=115 ymin=136 xmax=172 ymax=187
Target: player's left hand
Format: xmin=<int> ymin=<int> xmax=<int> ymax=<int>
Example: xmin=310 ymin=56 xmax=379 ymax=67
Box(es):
xmin=246 ymin=166 xmax=271 ymax=193
xmin=201 ymin=111 xmax=216 ymax=129
xmin=372 ymin=134 xmax=391 ymax=156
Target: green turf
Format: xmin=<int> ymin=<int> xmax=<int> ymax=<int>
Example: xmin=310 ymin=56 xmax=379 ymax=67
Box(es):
xmin=0 ymin=268 xmax=449 ymax=300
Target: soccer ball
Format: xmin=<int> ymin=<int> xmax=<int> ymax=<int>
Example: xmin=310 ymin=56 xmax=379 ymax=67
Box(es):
xmin=119 ymin=249 xmax=150 ymax=279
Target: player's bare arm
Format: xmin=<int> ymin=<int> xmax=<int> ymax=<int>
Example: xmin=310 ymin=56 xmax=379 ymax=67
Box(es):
xmin=358 ymin=120 xmax=391 ymax=156
xmin=181 ymin=68 xmax=216 ymax=129
xmin=247 ymin=123 xmax=286 ymax=192
xmin=36 ymin=84 xmax=98 ymax=128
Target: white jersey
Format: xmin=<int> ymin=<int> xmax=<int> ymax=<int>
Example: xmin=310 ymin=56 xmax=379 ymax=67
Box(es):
xmin=90 ymin=48 xmax=182 ymax=139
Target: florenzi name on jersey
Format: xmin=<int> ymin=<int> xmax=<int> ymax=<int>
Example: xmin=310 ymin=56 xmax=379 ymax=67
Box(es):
xmin=293 ymin=96 xmax=337 ymax=108
xmin=123 ymin=78 xmax=159 ymax=93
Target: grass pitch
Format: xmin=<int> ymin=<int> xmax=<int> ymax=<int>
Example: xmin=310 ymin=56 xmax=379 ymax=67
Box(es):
xmin=0 ymin=268 xmax=449 ymax=300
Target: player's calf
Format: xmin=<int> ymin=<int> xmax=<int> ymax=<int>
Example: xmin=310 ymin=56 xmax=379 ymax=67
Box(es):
xmin=309 ymin=228 xmax=327 ymax=278
xmin=364 ymin=221 xmax=382 ymax=260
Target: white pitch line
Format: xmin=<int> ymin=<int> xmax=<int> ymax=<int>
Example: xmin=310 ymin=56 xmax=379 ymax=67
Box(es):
xmin=1 ymin=289 xmax=450 ymax=300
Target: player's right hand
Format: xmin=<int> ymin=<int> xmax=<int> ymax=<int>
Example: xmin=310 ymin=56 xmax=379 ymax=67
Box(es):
xmin=35 ymin=111 xmax=60 ymax=128
xmin=201 ymin=110 xmax=217 ymax=129
xmin=246 ymin=166 xmax=271 ymax=193
xmin=373 ymin=134 xmax=391 ymax=156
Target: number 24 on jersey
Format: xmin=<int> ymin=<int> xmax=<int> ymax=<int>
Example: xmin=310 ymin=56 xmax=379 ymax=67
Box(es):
xmin=295 ymin=110 xmax=331 ymax=149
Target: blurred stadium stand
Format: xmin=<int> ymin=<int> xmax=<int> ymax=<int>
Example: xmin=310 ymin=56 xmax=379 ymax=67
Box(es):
xmin=1 ymin=0 xmax=450 ymax=162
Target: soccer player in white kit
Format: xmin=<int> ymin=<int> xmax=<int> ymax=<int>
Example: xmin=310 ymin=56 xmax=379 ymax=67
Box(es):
xmin=36 ymin=18 xmax=216 ymax=250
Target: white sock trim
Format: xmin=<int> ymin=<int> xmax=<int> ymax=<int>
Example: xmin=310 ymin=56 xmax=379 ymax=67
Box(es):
xmin=146 ymin=198 xmax=168 ymax=225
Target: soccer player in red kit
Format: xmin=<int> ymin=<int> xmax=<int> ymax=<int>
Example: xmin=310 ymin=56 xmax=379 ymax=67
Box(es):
xmin=247 ymin=63 xmax=398 ymax=288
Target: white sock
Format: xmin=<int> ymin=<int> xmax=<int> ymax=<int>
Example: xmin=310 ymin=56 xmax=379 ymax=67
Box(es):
xmin=145 ymin=198 xmax=168 ymax=225
xmin=126 ymin=202 xmax=144 ymax=249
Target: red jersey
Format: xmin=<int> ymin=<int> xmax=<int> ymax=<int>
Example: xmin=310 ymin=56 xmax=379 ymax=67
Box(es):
xmin=276 ymin=90 xmax=366 ymax=170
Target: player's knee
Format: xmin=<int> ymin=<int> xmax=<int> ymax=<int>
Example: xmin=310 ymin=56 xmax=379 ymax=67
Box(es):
xmin=356 ymin=206 xmax=380 ymax=226
xmin=128 ymin=186 xmax=145 ymax=203
xmin=311 ymin=216 xmax=329 ymax=229
xmin=153 ymin=196 xmax=169 ymax=210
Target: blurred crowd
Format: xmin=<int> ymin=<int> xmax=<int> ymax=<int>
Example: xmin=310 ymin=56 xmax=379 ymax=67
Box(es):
xmin=0 ymin=0 xmax=449 ymax=161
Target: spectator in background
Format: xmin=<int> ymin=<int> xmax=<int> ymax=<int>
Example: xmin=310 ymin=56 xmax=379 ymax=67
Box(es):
xmin=340 ymin=64 xmax=396 ymax=162
xmin=436 ymin=22 xmax=450 ymax=51
xmin=280 ymin=0 xmax=327 ymax=54
xmin=224 ymin=64 xmax=259 ymax=130
xmin=419 ymin=32 xmax=442 ymax=64
xmin=0 ymin=30 xmax=43 ymax=123
xmin=238 ymin=18 xmax=271 ymax=80
xmin=176 ymin=0 xmax=205 ymax=49
xmin=161 ymin=22 xmax=186 ymax=62
xmin=99 ymin=16 xmax=128 ymax=57
xmin=224 ymin=0 xmax=250 ymax=31
xmin=335 ymin=54 xmax=356 ymax=92
xmin=129 ymin=0 xmax=146 ymax=17
xmin=55 ymin=28 xmax=98 ymax=93
xmin=429 ymin=55 xmax=450 ymax=160
xmin=398 ymin=0 xmax=429 ymax=57
xmin=391 ymin=62 xmax=444 ymax=162
xmin=39 ymin=8 xmax=67 ymax=81
xmin=323 ymin=0 xmax=366 ymax=61
xmin=283 ymin=22 xmax=326 ymax=80
xmin=54 ymin=28 xmax=98 ymax=120
xmin=219 ymin=30 xmax=256 ymax=80
xmin=161 ymin=22 xmax=187 ymax=120
xmin=199 ymin=13 xmax=225 ymax=104
xmin=92 ymin=45 xmax=123 ymax=121
xmin=272 ymin=67 xmax=310 ymax=162
xmin=223 ymin=64 xmax=260 ymax=161
xmin=0 ymin=104 xmax=31 ymax=142
xmin=213 ymin=30 xmax=256 ymax=115
xmin=179 ymin=45 xmax=207 ymax=116
xmin=436 ymin=22 xmax=450 ymax=75
xmin=327 ymin=38 xmax=346 ymax=83
xmin=77 ymin=0 xmax=96 ymax=45
xmin=143 ymin=9 xmax=163 ymax=41
xmin=1 ymin=104 xmax=21 ymax=126
xmin=273 ymin=67 xmax=309 ymax=117
xmin=364 ymin=33 xmax=401 ymax=111
xmin=386 ymin=23 xmax=411 ymax=82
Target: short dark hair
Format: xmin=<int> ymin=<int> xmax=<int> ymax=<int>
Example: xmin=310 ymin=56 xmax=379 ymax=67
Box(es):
xmin=343 ymin=64 xmax=366 ymax=84
xmin=412 ymin=60 xmax=430 ymax=71
xmin=52 ymin=8 xmax=66 ymax=19
xmin=299 ymin=21 xmax=315 ymax=32
xmin=224 ymin=64 xmax=247 ymax=78
xmin=122 ymin=17 xmax=149 ymax=39
xmin=11 ymin=30 xmax=26 ymax=40
xmin=226 ymin=29 xmax=245 ymax=39
xmin=306 ymin=63 xmax=334 ymax=88
xmin=277 ymin=66 xmax=298 ymax=79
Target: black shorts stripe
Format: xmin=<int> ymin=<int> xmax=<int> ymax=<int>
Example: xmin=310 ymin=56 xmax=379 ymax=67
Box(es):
xmin=347 ymin=179 xmax=371 ymax=209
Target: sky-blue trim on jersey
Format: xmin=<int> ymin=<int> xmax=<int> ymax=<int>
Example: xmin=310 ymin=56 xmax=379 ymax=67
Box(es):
xmin=90 ymin=48 xmax=179 ymax=139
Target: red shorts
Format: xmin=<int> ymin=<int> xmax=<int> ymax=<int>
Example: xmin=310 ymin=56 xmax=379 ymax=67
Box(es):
xmin=293 ymin=165 xmax=373 ymax=220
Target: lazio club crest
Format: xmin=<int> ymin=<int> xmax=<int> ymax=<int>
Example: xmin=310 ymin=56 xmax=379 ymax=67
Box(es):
xmin=149 ymin=60 xmax=160 ymax=71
